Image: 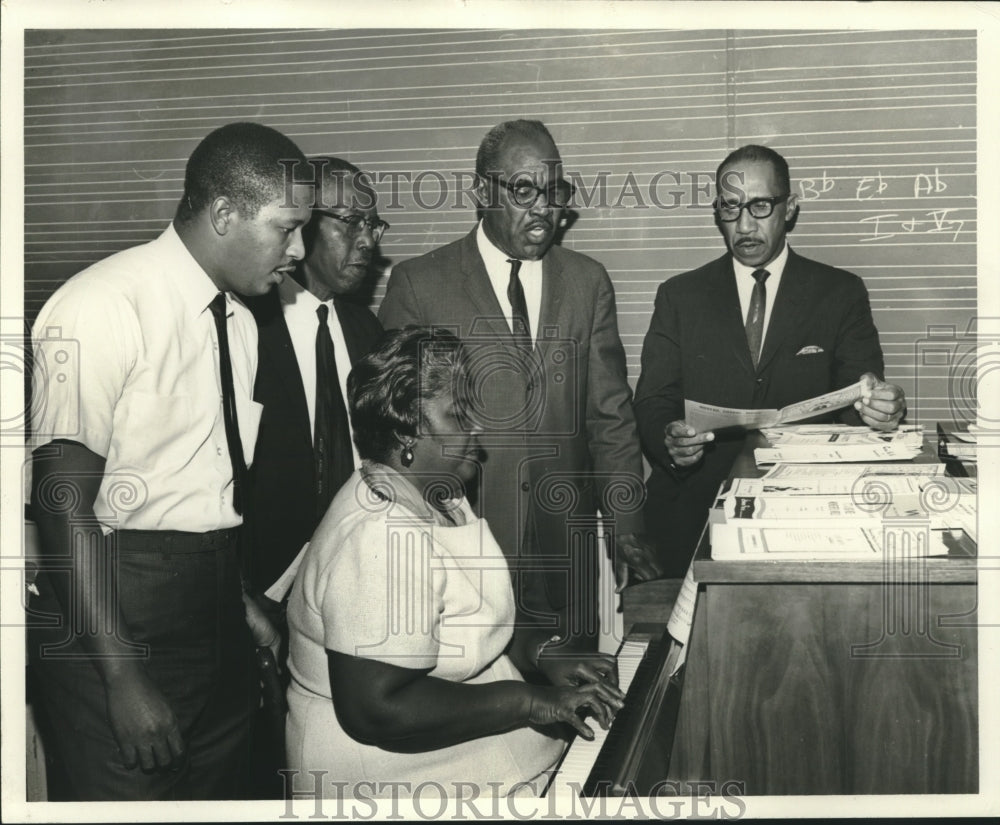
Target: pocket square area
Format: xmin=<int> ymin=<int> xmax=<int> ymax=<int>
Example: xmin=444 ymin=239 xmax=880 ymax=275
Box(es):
xmin=795 ymin=345 xmax=825 ymax=355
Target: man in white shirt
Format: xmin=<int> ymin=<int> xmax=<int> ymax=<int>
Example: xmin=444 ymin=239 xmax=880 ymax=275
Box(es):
xmin=244 ymin=157 xmax=385 ymax=608
xmin=28 ymin=122 xmax=312 ymax=800
xmin=634 ymin=144 xmax=907 ymax=576
xmin=240 ymin=157 xmax=384 ymax=795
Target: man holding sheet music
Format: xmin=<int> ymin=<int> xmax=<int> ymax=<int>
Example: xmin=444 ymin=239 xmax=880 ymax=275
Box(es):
xmin=633 ymin=144 xmax=907 ymax=577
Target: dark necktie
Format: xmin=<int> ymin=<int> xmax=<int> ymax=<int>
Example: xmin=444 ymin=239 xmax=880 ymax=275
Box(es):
xmin=506 ymin=258 xmax=532 ymax=351
xmin=208 ymin=293 xmax=247 ymax=515
xmin=745 ymin=268 xmax=770 ymax=370
xmin=314 ymin=304 xmax=354 ymax=518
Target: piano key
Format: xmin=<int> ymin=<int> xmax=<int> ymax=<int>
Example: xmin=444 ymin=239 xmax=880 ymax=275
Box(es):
xmin=545 ymin=638 xmax=651 ymax=797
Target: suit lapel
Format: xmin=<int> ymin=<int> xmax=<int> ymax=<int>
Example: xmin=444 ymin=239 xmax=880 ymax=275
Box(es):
xmin=257 ymin=297 xmax=311 ymax=444
xmin=333 ymin=297 xmax=368 ymax=364
xmin=714 ymin=255 xmax=757 ymax=379
xmin=757 ymin=249 xmax=810 ymax=374
xmin=460 ymin=229 xmax=517 ymax=340
xmin=539 ymin=250 xmax=564 ymax=332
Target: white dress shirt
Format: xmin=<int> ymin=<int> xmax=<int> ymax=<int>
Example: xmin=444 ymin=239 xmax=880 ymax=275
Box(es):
xmin=31 ymin=223 xmax=261 ymax=533
xmin=732 ymin=240 xmax=790 ymax=350
xmin=277 ymin=275 xmax=362 ymax=470
xmin=476 ymin=221 xmax=542 ymax=347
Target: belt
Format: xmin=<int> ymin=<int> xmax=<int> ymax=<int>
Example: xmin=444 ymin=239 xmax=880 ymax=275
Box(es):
xmin=112 ymin=527 xmax=240 ymax=552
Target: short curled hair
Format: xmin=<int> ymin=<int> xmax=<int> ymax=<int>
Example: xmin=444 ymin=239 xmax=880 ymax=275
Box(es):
xmin=475 ymin=119 xmax=558 ymax=178
xmin=716 ymin=144 xmax=791 ymax=194
xmin=348 ymin=326 xmax=468 ymax=464
xmin=175 ymin=122 xmax=307 ymax=224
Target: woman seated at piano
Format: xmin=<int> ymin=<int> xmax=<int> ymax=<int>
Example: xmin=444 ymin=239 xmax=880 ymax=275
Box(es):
xmin=285 ymin=327 xmax=625 ymax=797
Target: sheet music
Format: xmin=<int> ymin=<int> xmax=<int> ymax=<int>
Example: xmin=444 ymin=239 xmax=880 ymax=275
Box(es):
xmin=684 ymin=380 xmax=865 ymax=432
xmin=263 ymin=542 xmax=308 ymax=602
xmin=665 ymin=564 xmax=697 ymax=676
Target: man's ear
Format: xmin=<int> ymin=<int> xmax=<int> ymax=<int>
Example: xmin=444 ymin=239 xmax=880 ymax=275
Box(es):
xmin=473 ymin=174 xmax=493 ymax=210
xmin=785 ymin=192 xmax=800 ymax=223
xmin=209 ymin=195 xmax=236 ymax=236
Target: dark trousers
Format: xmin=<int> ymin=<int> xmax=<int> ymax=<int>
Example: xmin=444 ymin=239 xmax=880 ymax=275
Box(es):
xmin=246 ymin=592 xmax=289 ymax=800
xmin=27 ymin=528 xmax=258 ymax=801
xmin=515 ymin=508 xmax=600 ymax=652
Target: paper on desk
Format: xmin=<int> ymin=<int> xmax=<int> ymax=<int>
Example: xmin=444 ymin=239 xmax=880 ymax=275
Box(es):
xmin=716 ymin=493 xmax=976 ymax=532
xmin=755 ymin=443 xmax=924 ymax=464
xmin=761 ymin=424 xmax=923 ymax=446
xmin=710 ymin=524 xmax=952 ymax=560
xmin=754 ymin=424 xmax=924 ymax=464
xmin=762 ymin=462 xmax=946 ymax=479
xmin=684 ymin=380 xmax=865 ymax=432
xmin=264 ymin=542 xmax=308 ymax=602
xmin=719 ymin=469 xmax=950 ymax=498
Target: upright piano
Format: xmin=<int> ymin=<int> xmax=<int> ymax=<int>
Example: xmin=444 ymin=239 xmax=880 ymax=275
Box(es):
xmin=548 ymin=435 xmax=978 ymax=797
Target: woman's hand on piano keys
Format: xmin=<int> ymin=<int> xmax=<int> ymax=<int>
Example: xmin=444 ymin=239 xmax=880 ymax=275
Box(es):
xmin=538 ymin=650 xmax=620 ymax=690
xmin=524 ymin=679 xmax=626 ymax=741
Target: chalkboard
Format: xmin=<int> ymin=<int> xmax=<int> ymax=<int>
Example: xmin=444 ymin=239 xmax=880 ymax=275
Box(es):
xmin=24 ymin=28 xmax=976 ymax=424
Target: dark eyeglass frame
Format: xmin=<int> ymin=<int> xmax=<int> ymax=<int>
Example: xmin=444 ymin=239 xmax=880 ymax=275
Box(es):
xmin=714 ymin=194 xmax=791 ymax=222
xmin=314 ymin=209 xmax=389 ymax=241
xmin=482 ymin=173 xmax=575 ymax=208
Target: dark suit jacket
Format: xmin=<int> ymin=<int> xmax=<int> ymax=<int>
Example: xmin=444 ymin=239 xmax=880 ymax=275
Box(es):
xmin=633 ymin=249 xmax=886 ymax=575
xmin=244 ymin=289 xmax=382 ymax=594
xmin=378 ymin=228 xmax=644 ymax=631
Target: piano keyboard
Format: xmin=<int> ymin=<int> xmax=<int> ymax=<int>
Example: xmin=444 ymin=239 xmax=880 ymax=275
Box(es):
xmin=545 ymin=638 xmax=651 ymax=797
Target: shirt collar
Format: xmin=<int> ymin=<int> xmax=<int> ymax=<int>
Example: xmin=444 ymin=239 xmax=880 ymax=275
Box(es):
xmin=732 ymin=240 xmax=790 ymax=281
xmin=475 ymin=221 xmax=542 ymax=277
xmin=476 ymin=221 xmax=512 ymax=274
xmin=165 ymin=222 xmax=231 ymax=320
xmin=278 ymin=272 xmax=334 ymax=317
xmin=360 ymin=460 xmax=466 ymax=527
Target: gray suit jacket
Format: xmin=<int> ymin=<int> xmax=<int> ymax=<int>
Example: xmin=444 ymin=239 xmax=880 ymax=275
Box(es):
xmin=379 ymin=228 xmax=644 ymax=623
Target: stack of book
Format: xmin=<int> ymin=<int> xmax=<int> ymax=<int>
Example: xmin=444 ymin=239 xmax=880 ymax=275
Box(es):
xmin=937 ymin=421 xmax=978 ymax=463
xmin=709 ymin=462 xmax=976 ymax=561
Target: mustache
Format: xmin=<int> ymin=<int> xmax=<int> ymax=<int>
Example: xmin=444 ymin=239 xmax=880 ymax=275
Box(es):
xmin=525 ymin=218 xmax=553 ymax=230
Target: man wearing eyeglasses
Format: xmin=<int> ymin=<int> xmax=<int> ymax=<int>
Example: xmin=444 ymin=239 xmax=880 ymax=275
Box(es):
xmin=241 ymin=156 xmax=384 ymax=792
xmin=246 ymin=155 xmax=385 ymax=606
xmin=379 ymin=119 xmax=662 ymax=675
xmin=634 ymin=144 xmax=907 ymax=577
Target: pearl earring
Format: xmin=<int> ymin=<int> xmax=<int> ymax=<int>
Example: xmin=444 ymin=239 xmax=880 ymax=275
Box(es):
xmin=400 ymin=441 xmax=415 ymax=467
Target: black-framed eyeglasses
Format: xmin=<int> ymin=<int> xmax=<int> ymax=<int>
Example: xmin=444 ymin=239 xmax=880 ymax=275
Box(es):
xmin=482 ymin=173 xmax=575 ymax=208
xmin=714 ymin=194 xmax=790 ymax=222
xmin=315 ymin=210 xmax=389 ymax=241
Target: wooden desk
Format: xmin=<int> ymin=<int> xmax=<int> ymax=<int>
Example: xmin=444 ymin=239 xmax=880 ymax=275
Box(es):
xmin=666 ymin=438 xmax=978 ymax=795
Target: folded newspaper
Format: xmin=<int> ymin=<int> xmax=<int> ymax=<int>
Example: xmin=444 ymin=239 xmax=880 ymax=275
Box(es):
xmin=684 ymin=379 xmax=867 ymax=433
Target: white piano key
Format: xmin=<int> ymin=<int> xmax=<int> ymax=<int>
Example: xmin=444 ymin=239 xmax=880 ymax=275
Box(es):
xmin=545 ymin=639 xmax=650 ymax=797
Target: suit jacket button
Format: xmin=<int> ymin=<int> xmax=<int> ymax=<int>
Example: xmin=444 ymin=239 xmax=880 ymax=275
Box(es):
xmin=756 ymin=378 xmax=763 ymax=384
xmin=521 ymin=482 xmax=530 ymax=492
